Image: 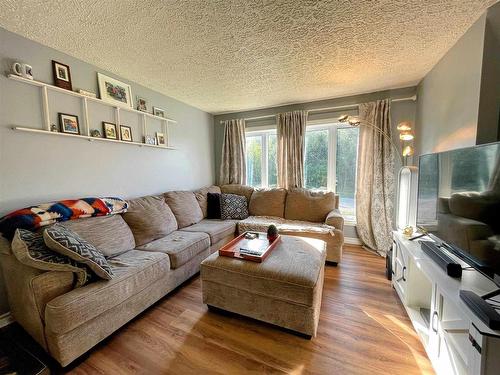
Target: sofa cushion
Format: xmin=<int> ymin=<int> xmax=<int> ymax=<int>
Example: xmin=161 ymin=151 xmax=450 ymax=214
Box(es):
xmin=220 ymin=184 xmax=254 ymax=203
xmin=61 ymin=215 xmax=135 ymax=258
xmin=122 ymin=196 xmax=178 ymax=246
xmin=221 ymin=194 xmax=249 ymax=220
xmin=43 ymin=224 xmax=114 ymax=280
xmin=11 ymin=229 xmax=90 ymax=287
xmin=194 ymin=186 xmax=222 ymax=217
xmin=164 ymin=191 xmax=204 ymax=229
xmin=180 ymin=219 xmax=237 ymax=245
xmin=136 ymin=230 xmax=210 ymax=269
xmin=285 ymin=188 xmax=336 ymax=222
xmin=44 ymin=250 xmax=170 ymax=334
xmin=249 ymin=188 xmax=287 ymax=218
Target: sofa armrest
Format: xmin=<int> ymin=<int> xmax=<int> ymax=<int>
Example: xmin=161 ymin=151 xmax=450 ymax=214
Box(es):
xmin=0 ymin=254 xmax=74 ymax=349
xmin=325 ymin=209 xmax=344 ymax=231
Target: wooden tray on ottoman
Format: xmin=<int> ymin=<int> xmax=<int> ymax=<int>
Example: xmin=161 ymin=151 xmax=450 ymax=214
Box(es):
xmin=219 ymin=232 xmax=281 ymax=262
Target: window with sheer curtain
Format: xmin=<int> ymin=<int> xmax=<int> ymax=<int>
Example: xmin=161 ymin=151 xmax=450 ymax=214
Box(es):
xmin=245 ymin=122 xmax=359 ymax=222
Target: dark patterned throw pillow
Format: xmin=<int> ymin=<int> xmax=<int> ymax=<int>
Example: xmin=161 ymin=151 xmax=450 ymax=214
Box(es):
xmin=221 ymin=193 xmax=249 ymax=220
xmin=43 ymin=224 xmax=114 ymax=280
xmin=11 ymin=229 xmax=91 ymax=287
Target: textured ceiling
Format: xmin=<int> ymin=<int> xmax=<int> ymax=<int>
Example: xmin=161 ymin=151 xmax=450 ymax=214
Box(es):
xmin=0 ymin=0 xmax=497 ymax=114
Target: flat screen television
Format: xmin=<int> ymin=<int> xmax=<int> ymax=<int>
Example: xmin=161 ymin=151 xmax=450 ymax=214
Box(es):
xmin=416 ymin=142 xmax=500 ymax=279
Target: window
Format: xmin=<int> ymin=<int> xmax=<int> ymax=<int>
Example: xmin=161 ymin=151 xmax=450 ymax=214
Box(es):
xmin=246 ymin=123 xmax=359 ymax=222
xmin=245 ymin=130 xmax=277 ymax=188
xmin=304 ymin=123 xmax=359 ymax=222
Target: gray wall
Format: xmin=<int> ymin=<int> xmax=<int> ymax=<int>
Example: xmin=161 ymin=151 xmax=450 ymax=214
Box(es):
xmin=0 ymin=28 xmax=215 ymax=314
xmin=477 ymin=3 xmax=500 ymax=144
xmin=416 ymin=2 xmax=500 ymax=156
xmin=415 ymin=14 xmax=486 ymax=156
xmin=213 ymin=86 xmax=418 ymax=239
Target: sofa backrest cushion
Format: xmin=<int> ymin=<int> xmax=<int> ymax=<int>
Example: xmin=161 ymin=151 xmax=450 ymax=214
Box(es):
xmin=285 ymin=188 xmax=336 ymax=222
xmin=249 ymin=188 xmax=287 ymax=218
xmin=61 ymin=215 xmax=135 ymax=258
xmin=164 ymin=191 xmax=203 ymax=229
xmin=220 ymin=184 xmax=254 ymax=203
xmin=194 ymin=185 xmax=222 ymax=217
xmin=122 ymin=196 xmax=178 ymax=246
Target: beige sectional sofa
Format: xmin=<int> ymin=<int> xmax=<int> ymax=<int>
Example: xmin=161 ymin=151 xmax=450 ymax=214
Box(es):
xmin=0 ymin=184 xmax=343 ymax=366
xmin=222 ymin=184 xmax=344 ymax=263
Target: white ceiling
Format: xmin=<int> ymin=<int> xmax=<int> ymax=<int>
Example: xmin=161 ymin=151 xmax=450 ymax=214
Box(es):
xmin=0 ymin=0 xmax=496 ymax=114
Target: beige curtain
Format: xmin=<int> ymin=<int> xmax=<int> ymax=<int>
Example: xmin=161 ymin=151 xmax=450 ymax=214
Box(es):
xmin=356 ymin=100 xmax=395 ymax=254
xmin=277 ymin=110 xmax=307 ymax=189
xmin=219 ymin=119 xmax=246 ymax=185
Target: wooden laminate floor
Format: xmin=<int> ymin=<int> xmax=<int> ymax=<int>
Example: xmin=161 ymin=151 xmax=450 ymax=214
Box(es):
xmin=65 ymin=245 xmax=433 ymax=374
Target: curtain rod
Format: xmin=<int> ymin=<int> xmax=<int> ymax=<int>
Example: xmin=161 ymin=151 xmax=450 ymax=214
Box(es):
xmin=218 ymin=95 xmax=417 ymax=124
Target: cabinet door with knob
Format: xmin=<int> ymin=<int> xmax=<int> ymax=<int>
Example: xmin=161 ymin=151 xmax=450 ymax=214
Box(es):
xmin=392 ymin=239 xmax=409 ymax=303
xmin=428 ymin=285 xmax=471 ymax=374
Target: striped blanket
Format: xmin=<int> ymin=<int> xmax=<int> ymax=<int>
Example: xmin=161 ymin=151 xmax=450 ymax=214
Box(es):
xmin=0 ymin=197 xmax=128 ymax=239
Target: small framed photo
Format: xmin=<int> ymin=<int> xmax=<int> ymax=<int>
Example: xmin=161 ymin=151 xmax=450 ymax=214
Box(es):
xmin=144 ymin=135 xmax=156 ymax=145
xmin=102 ymin=122 xmax=118 ymax=139
xmin=58 ymin=113 xmax=79 ymax=134
xmin=152 ymin=106 xmax=165 ymax=118
xmin=120 ymin=125 xmax=133 ymax=142
xmin=97 ymin=73 xmax=133 ymax=108
xmin=52 ymin=61 xmax=72 ymax=90
xmin=156 ymin=132 xmax=166 ymax=146
xmin=136 ymin=97 xmax=147 ymax=112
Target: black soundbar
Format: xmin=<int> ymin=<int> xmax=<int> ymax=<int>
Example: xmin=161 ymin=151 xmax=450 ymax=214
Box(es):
xmin=460 ymin=290 xmax=500 ymax=330
xmin=420 ymin=241 xmax=462 ymax=278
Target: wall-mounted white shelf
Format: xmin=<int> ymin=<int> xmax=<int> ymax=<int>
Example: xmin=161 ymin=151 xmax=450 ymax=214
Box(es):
xmin=8 ymin=74 xmax=177 ymax=149
xmin=12 ymin=126 xmax=176 ymax=149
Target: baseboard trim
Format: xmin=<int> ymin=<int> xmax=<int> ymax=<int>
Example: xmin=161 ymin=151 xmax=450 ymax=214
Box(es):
xmin=344 ymin=237 xmax=362 ymax=246
xmin=0 ymin=312 xmax=14 ymax=328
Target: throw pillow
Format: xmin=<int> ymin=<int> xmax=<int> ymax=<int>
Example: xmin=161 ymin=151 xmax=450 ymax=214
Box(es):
xmin=221 ymin=194 xmax=249 ymax=220
xmin=11 ymin=229 xmax=90 ymax=287
xmin=207 ymin=192 xmax=222 ymax=219
xmin=43 ymin=224 xmax=114 ymax=280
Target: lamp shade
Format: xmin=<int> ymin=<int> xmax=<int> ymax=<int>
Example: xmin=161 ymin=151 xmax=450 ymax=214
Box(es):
xmin=400 ymin=131 xmax=414 ymax=141
xmin=397 ymin=121 xmax=412 ymax=131
xmin=402 ymin=145 xmax=414 ymax=156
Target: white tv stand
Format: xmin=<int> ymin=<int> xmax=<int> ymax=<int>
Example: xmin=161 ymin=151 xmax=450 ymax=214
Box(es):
xmin=392 ymin=231 xmax=500 ymax=375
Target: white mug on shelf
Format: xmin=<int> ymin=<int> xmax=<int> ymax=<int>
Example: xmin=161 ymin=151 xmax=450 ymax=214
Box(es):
xmin=12 ymin=62 xmax=33 ymax=80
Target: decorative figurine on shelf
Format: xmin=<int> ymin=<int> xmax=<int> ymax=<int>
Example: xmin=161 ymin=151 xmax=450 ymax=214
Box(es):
xmin=403 ymin=225 xmax=414 ymax=238
xmin=267 ymin=224 xmax=278 ymax=242
xmin=50 ymin=123 xmax=58 ymax=132
xmin=90 ymin=129 xmax=101 ymax=137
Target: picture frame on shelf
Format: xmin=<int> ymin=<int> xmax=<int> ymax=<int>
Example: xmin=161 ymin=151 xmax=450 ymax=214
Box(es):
xmin=152 ymin=106 xmax=165 ymax=118
xmin=102 ymin=122 xmax=118 ymax=140
xmin=97 ymin=73 xmax=133 ymax=108
xmin=137 ymin=97 xmax=148 ymax=112
xmin=52 ymin=61 xmax=72 ymax=91
xmin=144 ymin=135 xmax=156 ymax=145
xmin=58 ymin=113 xmax=79 ymax=134
xmin=156 ymin=132 xmax=166 ymax=146
xmin=120 ymin=125 xmax=133 ymax=142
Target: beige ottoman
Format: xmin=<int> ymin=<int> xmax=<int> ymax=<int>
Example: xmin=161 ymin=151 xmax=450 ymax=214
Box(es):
xmin=200 ymin=235 xmax=326 ymax=338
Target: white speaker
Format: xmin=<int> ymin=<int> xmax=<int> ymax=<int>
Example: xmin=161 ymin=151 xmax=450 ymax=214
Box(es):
xmin=396 ymin=166 xmax=419 ymax=230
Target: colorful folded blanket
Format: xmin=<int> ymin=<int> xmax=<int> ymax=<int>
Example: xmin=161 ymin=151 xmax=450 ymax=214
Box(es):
xmin=0 ymin=197 xmax=128 ymax=239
